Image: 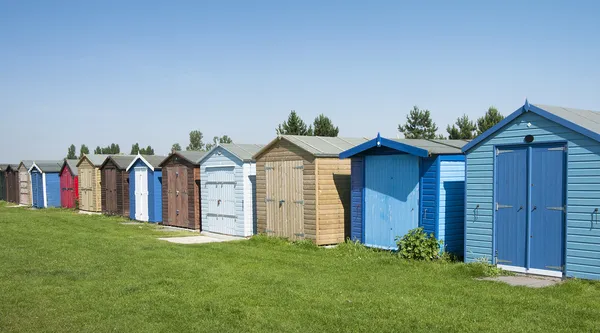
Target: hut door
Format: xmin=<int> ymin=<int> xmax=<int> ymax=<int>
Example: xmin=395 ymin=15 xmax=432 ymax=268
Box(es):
xmin=265 ymin=161 xmax=304 ymax=240
xmin=206 ymin=166 xmax=236 ymax=235
xmin=81 ymin=169 xmax=92 ymax=211
xmin=167 ymin=166 xmax=189 ymax=228
xmin=19 ymin=170 xmax=29 ymax=205
xmin=134 ymin=167 xmax=149 ymax=221
xmin=105 ymin=168 xmax=118 ymax=214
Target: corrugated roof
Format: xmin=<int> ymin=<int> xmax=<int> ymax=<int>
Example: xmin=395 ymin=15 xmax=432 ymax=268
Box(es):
xmin=200 ymin=143 xmax=264 ymax=163
xmin=177 ymin=151 xmax=207 ymax=164
xmin=78 ymin=154 xmax=111 ymax=167
xmin=63 ymin=159 xmax=79 ymax=175
xmin=534 ymin=104 xmax=600 ymax=133
xmin=390 ymin=139 xmax=467 ymax=154
xmin=255 ymin=136 xmax=370 ymax=159
xmin=34 ymin=160 xmax=63 ymax=173
xmin=19 ymin=160 xmax=34 ymax=170
xmin=140 ymin=155 xmax=167 ymax=168
xmin=104 ymin=155 xmax=137 ymax=170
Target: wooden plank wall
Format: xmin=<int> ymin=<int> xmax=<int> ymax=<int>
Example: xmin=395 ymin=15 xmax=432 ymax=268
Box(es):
xmin=256 ymin=139 xmax=316 ymax=241
xmin=316 ymin=157 xmax=351 ymax=245
xmin=78 ymin=160 xmax=102 ymax=212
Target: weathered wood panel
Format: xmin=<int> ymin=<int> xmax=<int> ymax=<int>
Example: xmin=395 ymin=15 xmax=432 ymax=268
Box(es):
xmin=256 ymin=138 xmax=316 ymax=241
xmin=78 ymin=159 xmax=102 ymax=212
xmin=161 ymin=155 xmax=200 ymax=230
xmin=18 ymin=166 xmax=31 ymax=206
xmin=316 ymin=157 xmax=351 ymax=245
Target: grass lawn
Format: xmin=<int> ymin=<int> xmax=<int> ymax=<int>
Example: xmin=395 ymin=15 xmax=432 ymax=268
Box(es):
xmin=1 ymin=202 xmax=600 ymax=332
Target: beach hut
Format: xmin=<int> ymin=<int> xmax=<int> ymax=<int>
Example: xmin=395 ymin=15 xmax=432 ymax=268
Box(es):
xmin=77 ymin=155 xmax=110 ymax=212
xmin=60 ymin=159 xmax=79 ymax=209
xmin=159 ymin=151 xmax=206 ymax=230
xmin=99 ymin=155 xmax=136 ymax=217
xmin=199 ymin=143 xmax=264 ymax=237
xmin=5 ymin=164 xmax=19 ymax=204
xmin=18 ymin=161 xmax=33 ymax=206
xmin=253 ymin=135 xmax=369 ymax=245
xmin=463 ymin=101 xmax=600 ymax=280
xmin=0 ymin=164 xmax=6 ymax=201
xmin=29 ymin=161 xmax=63 ymax=208
xmin=126 ymin=155 xmax=166 ymax=222
xmin=339 ymin=134 xmax=466 ymax=252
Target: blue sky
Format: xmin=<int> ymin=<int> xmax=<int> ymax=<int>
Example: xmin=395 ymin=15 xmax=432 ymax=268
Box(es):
xmin=1 ymin=0 xmax=599 ymax=161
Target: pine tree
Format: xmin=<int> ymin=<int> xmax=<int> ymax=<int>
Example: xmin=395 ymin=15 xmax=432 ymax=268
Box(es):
xmin=130 ymin=143 xmax=140 ymax=155
xmin=477 ymin=107 xmax=504 ymax=135
xmin=140 ymin=146 xmax=154 ymax=155
xmin=398 ymin=106 xmax=439 ymax=139
xmin=94 ymin=146 xmax=102 ymax=154
xmin=79 ymin=144 xmax=90 ymax=158
xmin=446 ymin=114 xmax=477 ymax=140
xmin=67 ymin=144 xmax=77 ymax=159
xmin=313 ymin=114 xmax=339 ymax=137
xmin=276 ymin=110 xmax=313 ymax=136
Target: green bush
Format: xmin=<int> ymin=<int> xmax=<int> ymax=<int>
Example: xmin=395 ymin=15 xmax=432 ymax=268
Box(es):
xmin=396 ymin=227 xmax=441 ymax=261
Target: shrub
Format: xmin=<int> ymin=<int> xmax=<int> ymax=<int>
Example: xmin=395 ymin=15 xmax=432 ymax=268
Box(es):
xmin=396 ymin=227 xmax=442 ymax=261
xmin=466 ymin=257 xmax=509 ymax=277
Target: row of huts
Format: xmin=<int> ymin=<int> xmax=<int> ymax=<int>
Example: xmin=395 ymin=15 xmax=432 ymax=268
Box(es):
xmin=2 ymin=102 xmax=600 ymax=280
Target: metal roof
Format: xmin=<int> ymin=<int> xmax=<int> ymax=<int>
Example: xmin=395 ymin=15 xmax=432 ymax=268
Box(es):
xmin=102 ymin=155 xmax=137 ymax=170
xmin=463 ymin=101 xmax=600 ymax=152
xmin=199 ymin=143 xmax=265 ymax=164
xmin=77 ymin=154 xmax=111 ymax=167
xmin=254 ymin=135 xmax=370 ymax=159
xmin=339 ymin=134 xmax=466 ymax=158
xmin=159 ymin=151 xmax=207 ymax=167
xmin=126 ymin=155 xmax=167 ymax=171
xmin=62 ymin=159 xmax=79 ymax=175
xmin=18 ymin=160 xmax=34 ymax=170
xmin=32 ymin=160 xmax=63 ymax=173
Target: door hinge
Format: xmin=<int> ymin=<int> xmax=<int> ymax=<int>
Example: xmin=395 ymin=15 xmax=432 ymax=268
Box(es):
xmin=265 ymin=229 xmax=274 ymax=233
xmin=548 ymin=146 xmax=567 ymax=151
xmin=545 ymin=265 xmax=564 ymax=270
xmin=496 ymin=259 xmax=512 ymax=264
xmin=294 ymin=233 xmax=305 ymax=237
xmin=547 ymin=206 xmax=566 ymax=212
xmin=265 ymin=166 xmax=274 ymax=170
xmin=496 ymin=148 xmax=513 ymax=156
xmin=265 ymin=197 xmax=274 ymax=202
xmin=496 ymin=203 xmax=513 ymax=210
xmin=293 ymin=165 xmax=304 ymax=169
xmin=293 ymin=200 xmax=304 ymax=204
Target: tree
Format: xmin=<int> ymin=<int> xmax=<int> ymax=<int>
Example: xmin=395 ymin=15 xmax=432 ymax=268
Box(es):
xmin=171 ymin=143 xmax=182 ymax=152
xmin=205 ymin=135 xmax=233 ymax=151
xmin=276 ymin=110 xmax=313 ymax=136
xmin=80 ymin=144 xmax=90 ymax=158
xmin=96 ymin=144 xmax=121 ymax=154
xmin=67 ymin=144 xmax=77 ymax=159
xmin=186 ymin=130 xmax=205 ymax=151
xmin=313 ymin=114 xmax=339 ymax=137
xmin=130 ymin=143 xmax=140 ymax=155
xmin=477 ymin=106 xmax=504 ymax=135
xmin=398 ymin=106 xmax=438 ymax=139
xmin=140 ymin=146 xmax=154 ymax=155
xmin=446 ymin=114 xmax=477 ymax=140
xmin=94 ymin=146 xmax=102 ymax=154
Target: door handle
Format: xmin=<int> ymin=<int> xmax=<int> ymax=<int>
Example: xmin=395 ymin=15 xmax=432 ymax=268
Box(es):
xmin=532 ymin=206 xmax=537 ymax=211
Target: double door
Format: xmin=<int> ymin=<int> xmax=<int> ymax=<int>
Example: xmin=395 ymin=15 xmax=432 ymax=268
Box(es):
xmin=495 ymin=144 xmax=566 ymax=276
xmin=265 ymin=161 xmax=304 ymax=240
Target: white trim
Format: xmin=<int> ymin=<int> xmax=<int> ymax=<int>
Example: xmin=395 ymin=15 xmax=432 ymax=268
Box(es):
xmin=42 ymin=173 xmax=48 ymax=208
xmin=28 ymin=162 xmax=42 ymax=173
xmin=205 ymin=164 xmax=237 ymax=169
xmin=126 ymin=154 xmax=154 ymax=172
xmin=498 ymin=265 xmax=563 ymax=278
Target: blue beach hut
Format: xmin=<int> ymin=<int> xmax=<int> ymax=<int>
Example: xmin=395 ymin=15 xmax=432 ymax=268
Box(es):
xmin=28 ymin=161 xmax=63 ymax=208
xmin=340 ymin=134 xmax=466 ymax=253
xmin=126 ymin=155 xmax=166 ymax=223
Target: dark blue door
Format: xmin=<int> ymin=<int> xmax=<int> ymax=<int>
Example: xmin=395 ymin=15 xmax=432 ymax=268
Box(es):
xmin=31 ymin=171 xmax=43 ymax=208
xmin=530 ymin=145 xmax=565 ymax=272
xmin=495 ymin=147 xmax=528 ymax=268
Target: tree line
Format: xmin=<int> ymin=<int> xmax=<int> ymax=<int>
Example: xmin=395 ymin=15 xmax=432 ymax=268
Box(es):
xmin=66 ymin=107 xmax=504 ymax=158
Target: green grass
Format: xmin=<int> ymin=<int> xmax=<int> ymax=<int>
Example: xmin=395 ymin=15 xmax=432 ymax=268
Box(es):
xmin=1 ymin=202 xmax=600 ymax=332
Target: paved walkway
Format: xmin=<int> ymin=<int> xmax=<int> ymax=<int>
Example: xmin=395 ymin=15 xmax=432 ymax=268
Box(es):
xmin=158 ymin=232 xmax=246 ymax=244
xmin=480 ymin=275 xmax=562 ymax=288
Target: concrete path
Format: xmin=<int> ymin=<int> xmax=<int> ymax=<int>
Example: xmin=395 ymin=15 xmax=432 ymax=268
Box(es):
xmin=78 ymin=210 xmax=101 ymax=215
xmin=158 ymin=232 xmax=246 ymax=245
xmin=480 ymin=275 xmax=562 ymax=288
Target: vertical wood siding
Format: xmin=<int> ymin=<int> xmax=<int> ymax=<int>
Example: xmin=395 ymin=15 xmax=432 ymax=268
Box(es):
xmin=161 ymin=156 xmax=200 ymax=230
xmin=256 ymin=139 xmax=316 ymax=241
xmin=420 ymin=157 xmax=438 ymax=235
xmin=350 ymin=157 xmax=364 ymax=241
xmin=78 ymin=159 xmax=102 ymax=212
xmin=45 ymin=173 xmax=61 ymax=208
xmin=6 ymin=168 xmax=19 ymax=203
xmin=466 ymin=111 xmax=600 ymax=279
xmin=18 ymin=166 xmax=31 ymax=206
xmin=316 ymin=158 xmax=352 ymax=245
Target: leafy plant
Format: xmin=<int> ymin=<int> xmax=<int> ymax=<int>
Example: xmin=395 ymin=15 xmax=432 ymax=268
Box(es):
xmin=396 ymin=227 xmax=442 ymax=261
xmin=467 ymin=257 xmax=509 ymax=277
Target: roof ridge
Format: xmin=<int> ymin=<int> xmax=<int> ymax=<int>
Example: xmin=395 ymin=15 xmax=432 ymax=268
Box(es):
xmin=232 ymin=143 xmax=255 ymax=160
xmin=426 ymin=139 xmax=465 ymax=149
xmin=292 ymin=136 xmax=324 ymax=154
xmin=315 ymin=136 xmax=345 ymax=152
